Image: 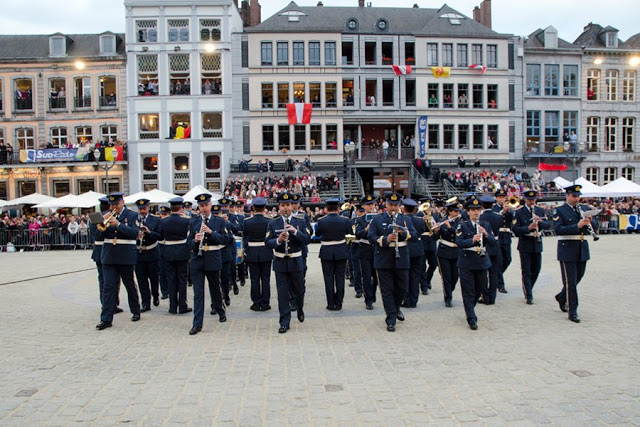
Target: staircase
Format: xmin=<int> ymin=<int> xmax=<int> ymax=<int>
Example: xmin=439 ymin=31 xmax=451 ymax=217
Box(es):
xmin=410 ymin=166 xmax=447 ymax=199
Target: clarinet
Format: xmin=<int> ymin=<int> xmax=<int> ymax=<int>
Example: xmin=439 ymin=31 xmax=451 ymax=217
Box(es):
xmin=392 ymin=213 xmax=400 ymax=259
xmin=577 ymin=205 xmax=600 ymax=241
xmin=197 ymin=214 xmax=207 ymax=257
xmin=283 ymin=216 xmax=289 ymax=256
xmin=136 ymin=215 xmax=145 ymax=253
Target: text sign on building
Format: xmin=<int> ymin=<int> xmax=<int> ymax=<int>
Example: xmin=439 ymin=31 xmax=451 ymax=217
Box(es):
xmin=417 ymin=116 xmax=427 ymax=158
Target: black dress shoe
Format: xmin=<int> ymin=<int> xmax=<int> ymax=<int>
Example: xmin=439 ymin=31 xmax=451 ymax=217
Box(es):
xmin=400 ymin=302 xmax=410 ymax=308
xmin=153 ymin=296 xmax=160 ymax=307
xmin=278 ymin=325 xmax=290 ymax=334
xmin=526 ymin=299 xmax=534 ymax=305
xmin=96 ymin=321 xmax=112 ymax=330
xmin=141 ymin=306 xmax=151 ymax=313
xmin=219 ymin=314 xmax=227 ymax=323
xmin=366 ymin=303 xmax=373 ymax=310
xmin=421 ymin=290 xmax=429 ymax=296
xmin=131 ymin=314 xmax=141 ymax=322
xmin=240 ymin=280 xmax=245 ymax=286
xmin=289 ymin=302 xmax=297 ymax=311
xmin=168 ymin=309 xmax=177 ymax=314
xmin=250 ymin=304 xmax=261 ymax=311
xmin=233 ymin=286 xmax=239 ymax=295
xmin=114 ymin=307 xmax=124 ymax=314
xmin=397 ymin=311 xmax=405 ymax=321
xmin=262 ymin=305 xmax=271 ymax=311
xmin=355 ymin=292 xmax=363 ymax=298
xmin=445 ymin=301 xmax=452 ymax=307
xmin=568 ymin=315 xmax=581 ymax=323
xmin=326 ymin=305 xmax=335 ymax=311
xmin=189 ymin=326 xmax=202 ymax=335
xmin=469 ymin=323 xmax=478 ymax=330
xmin=555 ymin=295 xmax=568 ymax=312
xmin=386 ymin=324 xmax=395 ymax=332
xmin=161 ymin=294 xmax=169 ymax=300
xmin=498 ymin=288 xmax=507 ymax=294
xmin=297 ymin=309 xmax=304 ymax=323
xmin=210 ymin=309 xmax=217 ymax=315
xmin=224 ymin=298 xmax=231 ymax=307
xmin=178 ymin=307 xmax=193 ymax=314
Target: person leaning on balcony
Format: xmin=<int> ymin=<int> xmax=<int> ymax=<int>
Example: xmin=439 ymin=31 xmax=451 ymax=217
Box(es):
xmin=458 ymin=92 xmax=468 ymax=107
xmin=0 ymin=141 xmax=6 ymax=164
xmin=429 ymin=94 xmax=438 ymax=107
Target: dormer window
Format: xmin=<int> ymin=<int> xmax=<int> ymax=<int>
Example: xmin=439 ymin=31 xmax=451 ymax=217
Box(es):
xmin=280 ymin=10 xmax=306 ymax=22
xmin=440 ymin=12 xmax=465 ymax=25
xmin=606 ymin=32 xmax=618 ymax=48
xmin=100 ymin=35 xmax=116 ymax=56
xmin=50 ymin=36 xmax=66 ymax=57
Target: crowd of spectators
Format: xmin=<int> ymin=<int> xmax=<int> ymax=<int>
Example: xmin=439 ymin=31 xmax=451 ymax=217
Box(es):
xmin=436 ymin=167 xmax=553 ymax=195
xmin=1 ymin=213 xmax=92 ymax=250
xmin=223 ymin=172 xmax=340 ymax=202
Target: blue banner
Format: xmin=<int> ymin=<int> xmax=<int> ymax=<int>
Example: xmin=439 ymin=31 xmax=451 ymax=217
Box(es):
xmin=20 ymin=148 xmax=88 ymax=163
xmin=417 ymin=115 xmax=427 ymax=157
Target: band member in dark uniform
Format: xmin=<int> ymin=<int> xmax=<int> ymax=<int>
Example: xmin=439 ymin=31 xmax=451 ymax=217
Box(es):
xmin=231 ymin=200 xmax=247 ymax=287
xmin=354 ymin=195 xmax=378 ymax=310
xmin=187 ymin=194 xmax=232 ymax=335
xmin=96 ymin=192 xmax=141 ymax=330
xmin=346 ymin=196 xmax=362 ymax=297
xmin=401 ymin=198 xmax=426 ymax=308
xmin=134 ymin=198 xmax=161 ymax=312
xmin=216 ymin=198 xmax=236 ymax=304
xmin=266 ymin=192 xmax=310 ymax=334
xmin=315 ymin=198 xmax=351 ymax=311
xmin=493 ymin=189 xmax=513 ymax=293
xmin=157 ymin=205 xmax=170 ymax=300
xmin=159 ymin=198 xmax=192 ymax=315
xmin=434 ymin=201 xmax=462 ymax=307
xmin=479 ymin=195 xmax=502 ymax=304
xmin=91 ymin=196 xmax=122 ymax=315
xmin=243 ymin=197 xmax=273 ymax=311
xmin=553 ymin=184 xmax=592 ymax=323
xmin=367 ymin=192 xmax=417 ymax=332
xmin=418 ymin=198 xmax=439 ymax=295
xmin=513 ymin=189 xmax=550 ymax=304
xmin=290 ymin=193 xmax=311 ymax=311
xmin=455 ymin=196 xmax=496 ymax=330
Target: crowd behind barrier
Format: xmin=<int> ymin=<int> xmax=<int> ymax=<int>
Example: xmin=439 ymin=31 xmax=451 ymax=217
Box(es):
xmin=1 ymin=214 xmax=93 ymax=251
xmin=223 ymin=171 xmax=340 ymax=203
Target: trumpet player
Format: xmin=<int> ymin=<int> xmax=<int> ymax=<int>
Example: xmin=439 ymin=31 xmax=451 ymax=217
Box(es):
xmin=552 ymin=184 xmax=593 ymax=323
xmin=435 ymin=201 xmax=462 ymax=308
xmin=367 ymin=192 xmax=416 ymax=332
xmin=492 ymin=190 xmax=513 ymax=293
xmin=455 ymin=197 xmax=496 ymax=330
xmin=134 ymin=198 xmax=162 ymax=313
xmin=418 ymin=198 xmax=439 ymax=296
xmin=513 ymin=190 xmax=550 ymax=305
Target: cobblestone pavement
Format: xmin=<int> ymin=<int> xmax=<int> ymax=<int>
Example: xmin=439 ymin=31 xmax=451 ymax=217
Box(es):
xmin=0 ymin=235 xmax=639 ymax=425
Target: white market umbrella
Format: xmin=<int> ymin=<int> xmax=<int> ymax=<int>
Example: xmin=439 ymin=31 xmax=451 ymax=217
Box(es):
xmin=124 ymin=189 xmax=177 ymax=205
xmin=182 ymin=185 xmax=222 ymax=204
xmin=593 ymin=177 xmax=640 ymax=198
xmin=34 ymin=194 xmax=81 ymax=209
xmin=3 ymin=193 xmax=55 ymax=209
xmin=74 ymin=191 xmax=107 ymax=208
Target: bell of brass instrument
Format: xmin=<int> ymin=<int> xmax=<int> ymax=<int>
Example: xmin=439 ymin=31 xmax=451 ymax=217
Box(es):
xmin=507 ymin=195 xmax=521 ymax=210
xmin=341 ymin=202 xmax=351 ymax=212
xmin=97 ymin=208 xmax=117 ymax=232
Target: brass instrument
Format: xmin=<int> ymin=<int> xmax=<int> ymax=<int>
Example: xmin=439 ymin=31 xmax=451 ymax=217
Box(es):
xmin=136 ymin=215 xmax=146 ymax=252
xmin=420 ymin=202 xmax=432 ymax=230
xmin=341 ymin=202 xmax=352 ymax=212
xmin=531 ymin=205 xmax=543 ymax=243
xmin=507 ymin=195 xmax=522 ymax=210
xmin=197 ymin=214 xmax=207 ymax=256
xmin=475 ymin=223 xmax=487 ymax=257
xmin=96 ymin=207 xmax=117 ymax=232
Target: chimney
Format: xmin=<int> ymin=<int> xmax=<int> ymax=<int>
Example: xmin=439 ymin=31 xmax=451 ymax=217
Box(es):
xmin=317 ymin=1 xmax=323 ymax=6
xmin=413 ymin=4 xmax=419 ymax=8
xmin=249 ymin=0 xmax=261 ymax=27
xmin=473 ymin=6 xmax=481 ymax=23
xmin=240 ymin=0 xmax=250 ymax=27
xmin=358 ymin=0 xmax=365 ymax=7
xmin=472 ymin=0 xmax=492 ymax=29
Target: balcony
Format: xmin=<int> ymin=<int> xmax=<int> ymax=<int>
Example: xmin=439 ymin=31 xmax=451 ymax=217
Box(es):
xmin=74 ymin=97 xmax=92 ymax=109
xmin=139 ymin=131 xmax=159 ymax=140
xmin=14 ymin=97 xmax=33 ymax=111
xmin=49 ymin=97 xmax=67 ymax=111
xmin=98 ymin=96 xmax=117 ymax=109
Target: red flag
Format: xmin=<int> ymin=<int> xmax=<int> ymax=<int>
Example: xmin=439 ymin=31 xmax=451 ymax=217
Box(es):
xmin=391 ymin=65 xmax=412 ymax=76
xmin=468 ymin=64 xmax=487 ymax=74
xmin=287 ymin=103 xmax=312 ymax=125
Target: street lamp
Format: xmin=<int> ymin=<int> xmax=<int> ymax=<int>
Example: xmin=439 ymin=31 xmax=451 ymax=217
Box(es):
xmin=564 ymin=141 xmax=585 ymax=183
xmin=94 ymin=148 xmax=117 ymax=193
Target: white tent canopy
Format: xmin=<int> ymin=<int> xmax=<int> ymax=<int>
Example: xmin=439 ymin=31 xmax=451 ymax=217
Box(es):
xmin=553 ymin=176 xmax=572 ymax=189
xmin=124 ymin=189 xmax=178 ymax=205
xmin=34 ymin=194 xmax=81 ymax=209
xmin=592 ymin=177 xmax=640 ymax=198
xmin=572 ymin=177 xmax=603 ymax=197
xmin=182 ymin=185 xmax=222 ymax=204
xmin=2 ymin=193 xmax=55 ymax=209
xmin=73 ymin=191 xmax=107 ymax=208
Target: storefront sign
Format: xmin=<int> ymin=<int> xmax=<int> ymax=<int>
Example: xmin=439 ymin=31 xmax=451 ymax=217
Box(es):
xmin=373 ymin=179 xmax=392 ymax=189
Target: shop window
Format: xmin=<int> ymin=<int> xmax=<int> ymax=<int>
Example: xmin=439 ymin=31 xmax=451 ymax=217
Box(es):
xmin=18 ymin=181 xmax=37 ymax=197
xmin=78 ymin=179 xmax=96 ymax=193
xmin=202 ymin=112 xmax=222 ymax=138
xmin=53 ymin=180 xmax=70 ymax=197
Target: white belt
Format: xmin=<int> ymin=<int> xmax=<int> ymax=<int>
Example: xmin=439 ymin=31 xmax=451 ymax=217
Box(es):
xmin=94 ymin=241 xmax=104 ymax=246
xmin=103 ymin=238 xmax=136 ymax=245
xmin=558 ymin=235 xmax=586 ymax=241
xmin=463 ymin=247 xmax=485 ymax=252
xmin=164 ymin=239 xmax=187 ymax=246
xmin=499 ymin=227 xmax=511 ymax=232
xmin=202 ymin=244 xmax=225 ymax=251
xmin=140 ymin=242 xmax=158 ymax=250
xmin=389 ymin=241 xmax=407 ymax=248
xmin=248 ymin=241 xmax=266 ymax=247
xmin=438 ymin=240 xmax=458 ymax=248
xmin=358 ymin=239 xmax=371 ymax=245
xmin=521 ymin=233 xmax=538 ymax=237
xmin=274 ymin=251 xmax=302 ymax=258
xmin=321 ymin=240 xmax=346 ymax=246
xmin=421 ymin=231 xmax=433 ymax=236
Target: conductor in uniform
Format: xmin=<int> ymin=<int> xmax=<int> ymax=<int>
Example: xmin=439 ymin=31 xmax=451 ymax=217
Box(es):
xmin=134 ymin=198 xmax=162 ymax=312
xmin=354 ymin=195 xmax=378 ymax=310
xmin=243 ymin=197 xmax=273 ymax=311
xmin=552 ymin=184 xmax=592 ymax=323
xmin=315 ymin=198 xmax=351 ymax=311
xmin=367 ymin=192 xmax=417 ymax=332
xmin=493 ymin=189 xmax=513 ymax=293
xmin=96 ymin=192 xmax=141 ymax=330
xmin=513 ymin=190 xmax=550 ymax=304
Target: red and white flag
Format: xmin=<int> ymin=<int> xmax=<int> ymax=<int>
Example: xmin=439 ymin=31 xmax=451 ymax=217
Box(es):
xmin=468 ymin=64 xmax=487 ymax=74
xmin=391 ymin=65 xmax=412 ymax=76
xmin=287 ymin=103 xmax=312 ymax=125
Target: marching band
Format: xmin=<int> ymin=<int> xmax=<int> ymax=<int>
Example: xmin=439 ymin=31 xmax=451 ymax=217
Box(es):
xmin=93 ymin=188 xmax=593 ymax=334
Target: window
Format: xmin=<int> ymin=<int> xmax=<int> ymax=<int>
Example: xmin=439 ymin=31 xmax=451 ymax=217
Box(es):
xmin=405 ymin=41 xmax=415 ymax=65
xmin=382 ymin=80 xmax=394 ymax=106
xmin=428 ymin=124 xmax=439 ymax=149
xmin=262 ymin=125 xmax=275 ymax=151
xmin=563 ymin=111 xmax=578 ymax=136
xmin=0 ymin=181 xmax=6 ymax=200
xmin=586 ymin=167 xmax=599 ymax=184
xmin=325 ymin=42 xmax=336 ymax=66
xmin=342 ymin=41 xmax=353 ymax=65
xmin=78 ymin=179 xmax=96 ymax=193
xmin=544 ymin=64 xmax=559 ymax=96
xmin=169 ymin=113 xmax=191 ymax=139
xmin=169 ymin=54 xmax=190 ymax=95
xmin=405 ymin=79 xmax=416 ymax=107
xmin=50 ymin=127 xmax=68 ymax=148
xmin=136 ymin=20 xmax=158 ymax=43
xmin=174 ymin=155 xmax=189 ymax=172
xmin=261 ymin=42 xmax=273 ymax=66
xmin=277 ymin=83 xmax=289 ymax=108
xmin=487 ymin=45 xmax=497 ymax=68
xmin=101 ymin=125 xmax=118 ymax=144
xmin=623 ymin=118 xmax=634 ymax=151
xmin=200 ymin=19 xmax=221 ymax=41
xmin=137 ymin=55 xmax=158 ymax=95
xmin=622 ymin=167 xmax=634 ymax=181
xmin=49 ymin=78 xmax=66 ymax=110
xmin=98 ymin=76 xmax=117 ymax=108
xmin=487 ymin=84 xmax=498 ymax=109
xmin=364 ymin=41 xmax=376 ymax=65
xmin=205 ymin=154 xmax=220 ymax=170
xmin=14 ymin=78 xmax=33 ymax=111
xmin=563 ymin=65 xmax=578 ymax=96
xmin=487 ymin=125 xmax=498 ymax=149
xmin=99 ymin=35 xmax=115 ymax=55
xmin=15 ymin=128 xmax=35 ymax=150
xmin=53 ymin=180 xmax=70 ymax=197
xmin=381 ymin=42 xmax=393 ymax=65
xmin=308 ymin=42 xmax=320 ymax=66
xmin=472 ymin=84 xmax=483 ymax=109
xmin=457 ymin=44 xmax=468 ymax=67
xmin=50 ymin=37 xmax=65 ymax=57
xmin=443 ymin=84 xmax=453 ymax=108
xmin=365 ymin=79 xmax=377 ymax=106
xmin=457 ymin=84 xmax=469 ymax=108
xmin=603 ymin=167 xmax=617 ymax=184
xmin=202 ymin=112 xmax=222 ymax=138
xmin=443 ymin=125 xmax=454 ymax=149
xmin=168 ymin=19 xmax=189 ymax=42
xmin=604 ymin=117 xmax=617 ymax=151
xmin=325 ymin=83 xmax=337 ymax=108
xmin=442 ymin=44 xmax=453 ymax=67
xmin=277 ymin=42 xmax=288 ymax=66
xmin=310 ymin=124 xmax=322 ymax=150
xmin=473 ymin=125 xmax=484 ymax=149
xmin=293 ymin=41 xmax=305 ymax=66
xmin=526 ymin=111 xmax=541 ymax=145
xmin=526 ymin=64 xmax=541 ymax=96
xmin=201 ymin=54 xmax=222 ymax=95
xmin=294 ymin=125 xmax=306 ymax=150
xmin=73 ymin=77 xmax=92 ymax=108
xmin=293 ymin=82 xmax=305 ymax=103
xmin=342 ymin=79 xmax=354 ymax=106
xmin=606 ymin=32 xmax=618 ymax=48
xmin=0 ymin=80 xmax=3 ymax=112
xmin=278 ymin=125 xmax=291 ymax=152
xmin=471 ymin=44 xmax=483 ymax=65
xmin=544 ymin=111 xmax=559 ymax=142
xmin=458 ymin=125 xmax=469 ymax=149
xmin=261 ymin=83 xmax=274 ymax=108
xmin=75 ymin=126 xmax=93 ymax=144
xmin=139 ymin=114 xmax=159 ymax=139
xmin=427 ymin=43 xmax=438 ymax=66
xmin=18 ymin=180 xmax=37 ymax=196
xmin=428 ymin=83 xmax=439 ymax=108
xmin=587 ymin=69 xmax=600 ymax=100
xmin=623 ymin=71 xmax=636 ymax=101
xmin=309 ymin=83 xmax=321 ymax=107
xmin=326 ymin=124 xmax=338 ymax=150
xmin=587 ymin=117 xmax=599 ymax=151
xmin=605 ymin=70 xmax=618 ymax=101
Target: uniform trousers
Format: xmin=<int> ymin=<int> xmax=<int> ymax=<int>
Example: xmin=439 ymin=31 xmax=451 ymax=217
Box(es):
xmin=359 ymin=257 xmax=377 ymax=305
xmin=498 ymin=243 xmax=512 ymax=289
xmin=165 ymin=260 xmax=188 ymax=313
xmin=519 ymin=251 xmax=541 ymax=300
xmin=248 ymin=261 xmax=272 ymax=308
xmin=220 ymin=261 xmax=232 ymax=302
xmin=350 ymin=249 xmax=362 ymax=294
xmin=96 ymin=263 xmax=120 ymax=308
xmin=321 ymin=259 xmax=346 ymax=309
xmin=557 ymin=261 xmax=587 ymax=317
xmin=459 ymin=268 xmax=486 ymax=325
xmin=158 ymin=258 xmax=169 ymax=296
xmin=376 ymin=269 xmax=409 ymax=327
xmin=420 ymin=250 xmax=438 ymax=292
xmin=405 ymin=255 xmax=424 ymax=306
xmin=438 ymin=257 xmax=459 ymax=303
xmin=275 ymin=270 xmax=305 ymax=327
xmin=135 ymin=260 xmax=159 ymax=308
xmin=101 ymin=264 xmax=140 ymax=323
xmin=482 ymin=254 xmax=501 ymax=304
xmin=191 ymin=269 xmax=225 ymax=328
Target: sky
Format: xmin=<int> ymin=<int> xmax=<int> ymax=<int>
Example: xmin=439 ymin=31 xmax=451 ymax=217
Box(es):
xmin=0 ymin=0 xmax=638 ymax=42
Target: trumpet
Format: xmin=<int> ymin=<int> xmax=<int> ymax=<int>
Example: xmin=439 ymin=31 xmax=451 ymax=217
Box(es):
xmin=531 ymin=207 xmax=543 ymax=243
xmin=96 ymin=208 xmax=117 ymax=232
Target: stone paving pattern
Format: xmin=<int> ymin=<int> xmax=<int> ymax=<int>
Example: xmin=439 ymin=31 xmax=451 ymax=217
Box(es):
xmin=0 ymin=235 xmax=639 ymax=425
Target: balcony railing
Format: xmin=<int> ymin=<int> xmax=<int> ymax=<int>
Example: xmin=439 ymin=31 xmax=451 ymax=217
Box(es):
xmin=15 ymin=97 xmax=33 ymax=111
xmin=202 ymin=129 xmax=223 ymax=138
xmin=98 ymin=96 xmax=117 ymax=109
xmin=49 ymin=97 xmax=67 ymax=110
xmin=139 ymin=131 xmax=160 ymax=140
xmin=74 ymin=97 xmax=92 ymax=109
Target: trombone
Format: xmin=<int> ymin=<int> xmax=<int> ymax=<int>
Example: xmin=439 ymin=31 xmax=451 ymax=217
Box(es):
xmin=96 ymin=207 xmax=117 ymax=232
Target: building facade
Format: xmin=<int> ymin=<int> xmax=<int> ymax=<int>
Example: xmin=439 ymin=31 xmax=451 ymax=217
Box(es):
xmin=0 ymin=33 xmax=128 ymax=199
xmin=124 ymin=0 xmax=243 ymax=194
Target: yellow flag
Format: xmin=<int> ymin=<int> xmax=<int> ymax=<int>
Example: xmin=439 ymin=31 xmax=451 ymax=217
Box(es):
xmin=104 ymin=147 xmax=114 ymax=161
xmin=431 ymin=67 xmax=450 ymax=78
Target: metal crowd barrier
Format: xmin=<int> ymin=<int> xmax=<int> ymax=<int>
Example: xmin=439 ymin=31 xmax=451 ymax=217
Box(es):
xmin=0 ymin=228 xmax=94 ymax=252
